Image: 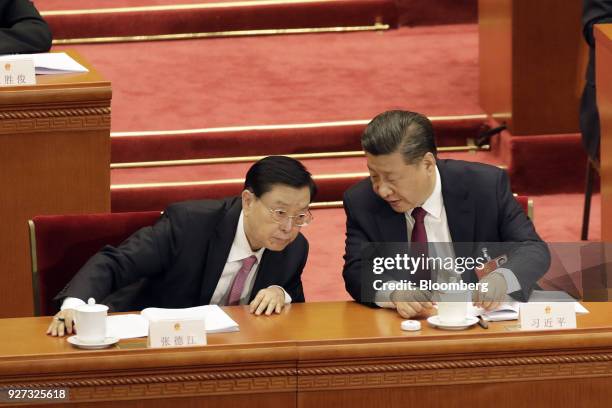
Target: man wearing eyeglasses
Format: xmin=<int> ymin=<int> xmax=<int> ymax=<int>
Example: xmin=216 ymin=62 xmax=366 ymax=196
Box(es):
xmin=48 ymin=156 xmax=316 ymax=337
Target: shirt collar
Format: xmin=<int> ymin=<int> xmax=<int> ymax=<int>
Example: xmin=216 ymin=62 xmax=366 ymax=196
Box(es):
xmin=407 ymin=165 xmax=443 ymax=220
xmin=227 ymin=211 xmax=265 ymax=264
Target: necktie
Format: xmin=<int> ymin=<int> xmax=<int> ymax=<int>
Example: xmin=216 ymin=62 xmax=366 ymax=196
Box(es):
xmin=410 ymin=207 xmax=429 ymax=281
xmin=228 ymin=255 xmax=257 ymax=305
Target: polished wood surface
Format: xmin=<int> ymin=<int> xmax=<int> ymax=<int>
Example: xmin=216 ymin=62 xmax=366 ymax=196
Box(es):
xmin=0 ymin=51 xmax=111 ymax=318
xmin=598 ymin=25 xmax=612 ymax=241
xmin=2 ymin=301 xmax=612 ymax=407
xmin=479 ymin=0 xmax=586 ymax=135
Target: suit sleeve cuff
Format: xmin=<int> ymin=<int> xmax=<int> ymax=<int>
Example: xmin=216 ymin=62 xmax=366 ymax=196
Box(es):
xmin=492 ymin=268 xmax=521 ymax=294
xmin=61 ymin=297 xmax=85 ymax=311
xmin=270 ymin=285 xmax=292 ymax=304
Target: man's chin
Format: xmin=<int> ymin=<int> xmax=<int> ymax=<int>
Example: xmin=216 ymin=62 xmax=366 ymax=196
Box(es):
xmin=266 ymin=238 xmax=291 ymax=251
xmin=387 ymin=201 xmax=408 ymax=213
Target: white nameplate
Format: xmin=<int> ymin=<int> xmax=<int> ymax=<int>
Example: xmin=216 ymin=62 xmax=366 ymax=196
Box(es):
xmin=0 ymin=57 xmax=36 ymax=87
xmin=519 ymin=302 xmax=576 ymax=331
xmin=148 ymin=319 xmax=206 ymax=348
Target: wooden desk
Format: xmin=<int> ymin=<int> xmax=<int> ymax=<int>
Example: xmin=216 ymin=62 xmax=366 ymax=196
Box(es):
xmin=2 ymin=302 xmax=612 ymax=407
xmin=597 ymin=25 xmax=612 ymax=241
xmin=0 ymin=51 xmax=111 ymax=318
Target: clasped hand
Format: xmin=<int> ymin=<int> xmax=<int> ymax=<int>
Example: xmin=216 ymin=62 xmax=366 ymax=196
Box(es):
xmin=391 ymin=273 xmax=508 ymax=319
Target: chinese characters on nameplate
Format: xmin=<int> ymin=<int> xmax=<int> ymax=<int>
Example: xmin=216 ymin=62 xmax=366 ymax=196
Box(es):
xmin=519 ymin=302 xmax=577 ymax=331
xmin=0 ymin=57 xmax=35 ymax=87
xmin=148 ymin=319 xmax=207 ymax=348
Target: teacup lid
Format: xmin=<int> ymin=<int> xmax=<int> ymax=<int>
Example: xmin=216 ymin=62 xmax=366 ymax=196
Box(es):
xmin=74 ymin=298 xmax=108 ymax=313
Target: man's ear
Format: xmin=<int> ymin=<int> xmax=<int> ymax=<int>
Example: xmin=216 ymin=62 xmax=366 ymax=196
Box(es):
xmin=242 ymin=189 xmax=254 ymax=213
xmin=422 ymin=152 xmax=437 ymax=172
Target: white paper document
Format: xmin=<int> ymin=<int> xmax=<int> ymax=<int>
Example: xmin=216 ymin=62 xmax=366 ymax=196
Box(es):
xmin=106 ymin=305 xmax=239 ymax=340
xmin=0 ymin=52 xmax=88 ymax=75
xmin=142 ymin=305 xmax=240 ymax=333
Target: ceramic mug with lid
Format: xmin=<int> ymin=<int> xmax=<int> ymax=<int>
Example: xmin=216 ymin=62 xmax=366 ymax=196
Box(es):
xmin=74 ymin=298 xmax=108 ymax=343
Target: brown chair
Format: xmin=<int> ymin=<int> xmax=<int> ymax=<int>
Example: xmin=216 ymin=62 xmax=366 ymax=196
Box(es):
xmin=513 ymin=194 xmax=533 ymax=219
xmin=28 ymin=211 xmax=161 ymax=316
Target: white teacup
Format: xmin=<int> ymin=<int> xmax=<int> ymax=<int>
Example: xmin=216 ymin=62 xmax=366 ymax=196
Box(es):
xmin=74 ymin=298 xmax=108 ymax=344
xmin=437 ymin=290 xmax=469 ymax=324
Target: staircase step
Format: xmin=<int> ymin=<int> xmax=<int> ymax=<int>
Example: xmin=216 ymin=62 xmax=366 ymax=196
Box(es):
xmin=110 ymin=115 xmax=487 ymax=163
xmin=41 ymin=0 xmax=398 ymax=40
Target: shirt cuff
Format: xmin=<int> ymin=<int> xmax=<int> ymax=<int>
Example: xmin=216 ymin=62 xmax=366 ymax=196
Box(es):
xmin=374 ymin=280 xmax=398 ymax=308
xmin=270 ymin=285 xmax=292 ymax=304
xmin=492 ymin=268 xmax=521 ymax=294
xmin=61 ymin=297 xmax=85 ymax=311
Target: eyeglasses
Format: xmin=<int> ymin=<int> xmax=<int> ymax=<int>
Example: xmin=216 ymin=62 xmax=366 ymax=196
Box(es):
xmin=265 ymin=207 xmax=313 ymax=227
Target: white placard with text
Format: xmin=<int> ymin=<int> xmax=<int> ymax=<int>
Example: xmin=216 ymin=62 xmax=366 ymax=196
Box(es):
xmin=148 ymin=319 xmax=206 ymax=348
xmin=519 ymin=302 xmax=576 ymax=331
xmin=0 ymin=57 xmax=35 ymax=87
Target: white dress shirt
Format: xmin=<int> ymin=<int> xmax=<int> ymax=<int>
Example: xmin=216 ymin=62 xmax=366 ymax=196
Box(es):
xmin=62 ymin=211 xmax=291 ymax=311
xmin=375 ymin=166 xmax=520 ymax=308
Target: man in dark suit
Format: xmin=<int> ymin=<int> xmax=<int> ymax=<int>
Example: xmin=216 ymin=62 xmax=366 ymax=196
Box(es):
xmin=48 ymin=156 xmax=316 ymax=336
xmin=343 ymin=110 xmax=550 ymax=319
xmin=1 ymin=0 xmax=52 ymax=54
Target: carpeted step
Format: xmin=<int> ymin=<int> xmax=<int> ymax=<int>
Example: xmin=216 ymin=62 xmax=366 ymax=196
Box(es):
xmin=110 ymin=151 xmax=504 ymax=212
xmin=39 ymin=0 xmax=398 ymax=41
xmin=110 ymin=115 xmax=488 ymax=163
xmin=54 ymin=25 xmax=481 ymax=131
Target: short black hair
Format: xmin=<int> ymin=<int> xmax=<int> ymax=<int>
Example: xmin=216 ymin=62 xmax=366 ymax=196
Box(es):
xmin=361 ymin=110 xmax=437 ymax=163
xmin=244 ymin=156 xmax=317 ymax=200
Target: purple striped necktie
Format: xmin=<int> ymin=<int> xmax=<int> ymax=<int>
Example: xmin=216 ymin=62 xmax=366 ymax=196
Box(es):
xmin=228 ymin=255 xmax=257 ymax=305
xmin=410 ymin=207 xmax=430 ymax=281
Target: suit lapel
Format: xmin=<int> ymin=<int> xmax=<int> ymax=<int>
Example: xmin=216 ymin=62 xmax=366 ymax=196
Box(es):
xmin=199 ymin=199 xmax=242 ymax=304
xmin=375 ymin=202 xmax=408 ymax=242
xmin=439 ymin=161 xmax=475 ymax=257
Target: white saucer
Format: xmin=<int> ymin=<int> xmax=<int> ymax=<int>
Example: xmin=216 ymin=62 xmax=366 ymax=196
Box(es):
xmin=67 ymin=335 xmax=119 ymax=349
xmin=427 ymin=315 xmax=479 ymax=330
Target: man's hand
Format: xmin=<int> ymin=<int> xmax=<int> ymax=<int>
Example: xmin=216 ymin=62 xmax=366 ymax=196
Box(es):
xmin=391 ymin=289 xmax=435 ymax=319
xmin=46 ymin=309 xmax=76 ymax=337
xmin=249 ymin=286 xmax=286 ymax=316
xmin=473 ymin=272 xmax=507 ymax=311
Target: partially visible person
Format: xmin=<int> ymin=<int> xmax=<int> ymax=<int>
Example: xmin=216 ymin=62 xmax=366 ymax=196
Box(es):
xmin=1 ymin=0 xmax=52 ymax=54
xmin=47 ymin=156 xmax=317 ymax=337
xmin=580 ymin=0 xmax=612 ymax=165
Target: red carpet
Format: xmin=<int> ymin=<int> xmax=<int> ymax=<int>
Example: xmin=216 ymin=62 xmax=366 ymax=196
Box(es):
xmin=54 ymin=25 xmax=481 ymax=131
xmin=41 ymin=0 xmax=398 ymax=40
xmin=302 ymin=194 xmax=602 ymax=301
xmin=111 ymin=116 xmax=487 ymax=163
xmin=110 ymin=151 xmax=502 ymax=185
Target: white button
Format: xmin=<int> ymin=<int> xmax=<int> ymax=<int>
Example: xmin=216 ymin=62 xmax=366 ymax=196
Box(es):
xmin=401 ymin=320 xmax=421 ymax=331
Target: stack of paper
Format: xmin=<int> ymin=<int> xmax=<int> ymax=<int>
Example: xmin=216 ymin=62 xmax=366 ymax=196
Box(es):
xmin=106 ymin=305 xmax=239 ymax=340
xmin=142 ymin=305 xmax=239 ymax=333
xmin=0 ymin=52 xmax=88 ymax=75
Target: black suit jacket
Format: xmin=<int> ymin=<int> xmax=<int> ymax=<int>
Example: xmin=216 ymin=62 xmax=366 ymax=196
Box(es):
xmin=342 ymin=159 xmax=550 ymax=304
xmin=0 ymin=0 xmax=52 ymax=54
xmin=55 ymin=198 xmax=308 ymax=311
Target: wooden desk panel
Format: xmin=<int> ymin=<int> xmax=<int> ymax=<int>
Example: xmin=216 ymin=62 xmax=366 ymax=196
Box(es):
xmin=2 ymin=302 xmax=612 ymax=407
xmin=0 ymin=51 xmax=111 ymax=318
